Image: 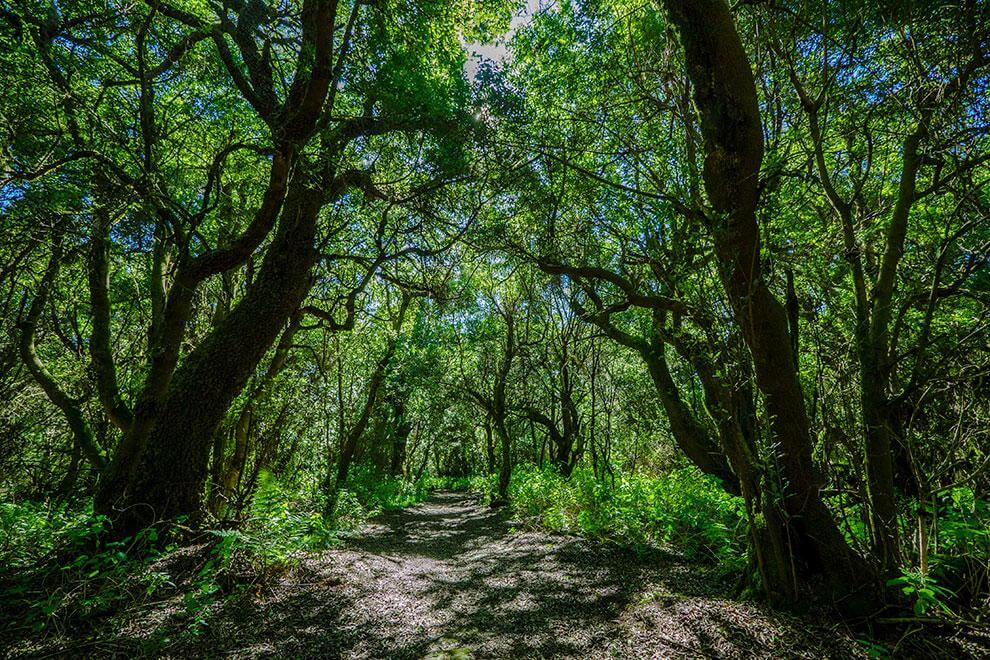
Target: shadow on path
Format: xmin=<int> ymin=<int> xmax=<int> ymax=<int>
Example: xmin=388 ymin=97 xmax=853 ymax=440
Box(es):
xmin=345 ymin=491 xmax=686 ymax=657
xmin=171 ymin=491 xmax=868 ymax=658
xmin=6 ymin=491 xmax=902 ymax=658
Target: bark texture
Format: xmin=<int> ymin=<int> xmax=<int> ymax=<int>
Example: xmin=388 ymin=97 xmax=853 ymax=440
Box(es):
xmin=661 ymin=0 xmax=875 ymax=603
xmin=101 ymin=171 xmax=322 ymax=531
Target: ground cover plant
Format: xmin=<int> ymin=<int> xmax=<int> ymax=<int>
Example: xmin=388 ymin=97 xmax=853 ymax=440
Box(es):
xmin=1 ymin=0 xmax=990 ymax=656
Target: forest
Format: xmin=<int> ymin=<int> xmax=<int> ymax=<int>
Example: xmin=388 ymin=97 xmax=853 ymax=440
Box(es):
xmin=0 ymin=0 xmax=989 ymax=656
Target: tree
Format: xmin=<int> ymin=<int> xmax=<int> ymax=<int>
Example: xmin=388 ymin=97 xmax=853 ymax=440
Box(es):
xmin=462 ymin=272 xmax=527 ymax=505
xmin=1 ymin=0 xmax=482 ymax=532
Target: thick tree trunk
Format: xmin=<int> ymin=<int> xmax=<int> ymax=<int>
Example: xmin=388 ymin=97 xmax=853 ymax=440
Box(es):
xmin=101 ymin=173 xmax=322 ymax=532
xmin=861 ymin=374 xmax=901 ymax=573
xmin=661 ymin=0 xmax=876 ymax=603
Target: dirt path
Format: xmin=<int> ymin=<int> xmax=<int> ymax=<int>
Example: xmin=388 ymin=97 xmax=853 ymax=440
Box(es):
xmin=7 ymin=491 xmax=988 ymax=658
xmin=165 ymin=491 xmax=873 ymax=658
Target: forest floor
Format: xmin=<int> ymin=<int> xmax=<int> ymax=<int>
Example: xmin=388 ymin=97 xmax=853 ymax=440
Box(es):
xmin=5 ymin=491 xmax=987 ymax=658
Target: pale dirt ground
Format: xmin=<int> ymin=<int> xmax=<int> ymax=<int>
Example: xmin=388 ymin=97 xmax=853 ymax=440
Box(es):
xmin=6 ymin=491 xmax=987 ymax=658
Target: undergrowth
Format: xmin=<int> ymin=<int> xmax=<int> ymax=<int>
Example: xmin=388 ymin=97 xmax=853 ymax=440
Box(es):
xmin=0 ymin=502 xmax=173 ymax=639
xmin=0 ymin=466 xmax=449 ymax=647
xmin=503 ymin=465 xmax=748 ymax=571
xmin=501 ymin=465 xmax=990 ymax=615
xmin=6 ymin=464 xmax=982 ymax=649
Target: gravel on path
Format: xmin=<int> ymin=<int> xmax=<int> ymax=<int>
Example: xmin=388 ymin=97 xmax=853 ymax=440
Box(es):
xmin=173 ymin=491 xmax=872 ymax=658
xmin=11 ymin=491 xmax=985 ymax=658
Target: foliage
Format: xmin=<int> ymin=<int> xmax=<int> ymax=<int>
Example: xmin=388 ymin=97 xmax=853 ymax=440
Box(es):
xmin=0 ymin=501 xmax=168 ymax=634
xmin=210 ymin=471 xmax=334 ymax=581
xmin=0 ymin=0 xmax=988 ymax=634
xmin=212 ymin=466 xmax=442 ymax=573
xmin=507 ymin=464 xmax=747 ymax=570
xmin=927 ymin=487 xmax=990 ymax=601
xmin=0 ymin=500 xmax=97 ymax=571
xmin=0 ymin=466 xmax=454 ymax=640
xmin=886 ymin=570 xmax=955 ymax=617
xmin=342 ymin=465 xmax=432 ymax=517
xmin=424 ymin=473 xmax=498 ymax=497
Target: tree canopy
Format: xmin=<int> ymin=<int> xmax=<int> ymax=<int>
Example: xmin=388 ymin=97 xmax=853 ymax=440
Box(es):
xmin=1 ymin=0 xmax=989 ymax=645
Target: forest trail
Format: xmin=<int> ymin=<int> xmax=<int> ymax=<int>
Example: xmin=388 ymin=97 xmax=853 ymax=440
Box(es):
xmin=164 ymin=491 xmax=869 ymax=658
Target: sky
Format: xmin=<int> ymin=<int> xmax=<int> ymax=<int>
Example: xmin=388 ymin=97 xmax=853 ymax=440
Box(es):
xmin=463 ymin=0 xmax=545 ymax=80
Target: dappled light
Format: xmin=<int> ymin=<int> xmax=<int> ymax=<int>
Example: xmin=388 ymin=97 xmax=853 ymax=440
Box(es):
xmin=5 ymin=493 xmax=882 ymax=657
xmin=2 ymin=0 xmax=989 ymax=656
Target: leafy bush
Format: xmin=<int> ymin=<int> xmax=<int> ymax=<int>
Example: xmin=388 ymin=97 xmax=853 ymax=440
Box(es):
xmin=209 ymin=470 xmax=335 ymax=583
xmin=343 ymin=464 xmax=432 ymax=515
xmin=887 ymin=570 xmax=955 ymax=616
xmin=209 ymin=465 xmax=445 ymax=579
xmin=326 ymin=464 xmax=487 ymax=528
xmin=421 ymin=473 xmax=495 ymax=498
xmin=507 ymin=464 xmax=747 ymax=569
xmin=0 ymin=501 xmax=168 ymax=634
xmin=927 ymin=487 xmax=990 ymax=604
xmin=829 ymin=485 xmax=990 ymax=609
xmin=0 ymin=500 xmax=96 ymax=570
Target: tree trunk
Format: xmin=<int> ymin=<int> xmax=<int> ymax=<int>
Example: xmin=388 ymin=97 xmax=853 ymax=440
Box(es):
xmin=19 ymin=240 xmax=106 ymax=471
xmin=661 ymin=0 xmax=876 ymax=603
xmin=219 ymin=405 xmax=252 ymax=513
xmin=206 ymin=425 xmax=229 ymax=515
xmin=390 ymin=396 xmax=410 ymax=476
xmin=495 ymin=419 xmax=512 ymax=504
xmin=861 ymin=375 xmax=901 ymax=573
xmin=100 ymin=171 xmax=322 ymax=532
xmin=214 ymin=311 xmax=304 ymax=516
xmin=573 ymin=303 xmax=740 ymax=493
xmin=856 ymin=129 xmax=925 ymax=573
xmin=57 ymin=439 xmax=82 ymax=499
xmin=484 ymin=416 xmax=496 ymax=475
xmin=324 ymin=294 xmax=411 ymax=520
xmin=493 ymin=313 xmax=516 ymax=504
xmin=642 ymin=341 xmax=739 ymax=493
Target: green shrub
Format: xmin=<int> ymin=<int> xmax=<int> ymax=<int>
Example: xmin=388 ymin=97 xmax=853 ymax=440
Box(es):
xmin=0 ymin=500 xmax=97 ymax=570
xmin=344 ymin=464 xmax=432 ymax=514
xmin=431 ymin=472 xmax=498 ymax=502
xmin=0 ymin=500 xmax=168 ymax=633
xmin=507 ymin=464 xmax=747 ymax=569
xmin=927 ymin=487 xmax=990 ymax=603
xmin=0 ymin=468 xmax=469 ymax=641
xmin=887 ymin=570 xmax=955 ymax=616
xmin=213 ymin=470 xmax=335 ymax=571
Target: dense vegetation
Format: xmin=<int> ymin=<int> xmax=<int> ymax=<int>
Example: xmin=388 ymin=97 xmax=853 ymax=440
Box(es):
xmin=1 ymin=0 xmax=989 ymax=651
